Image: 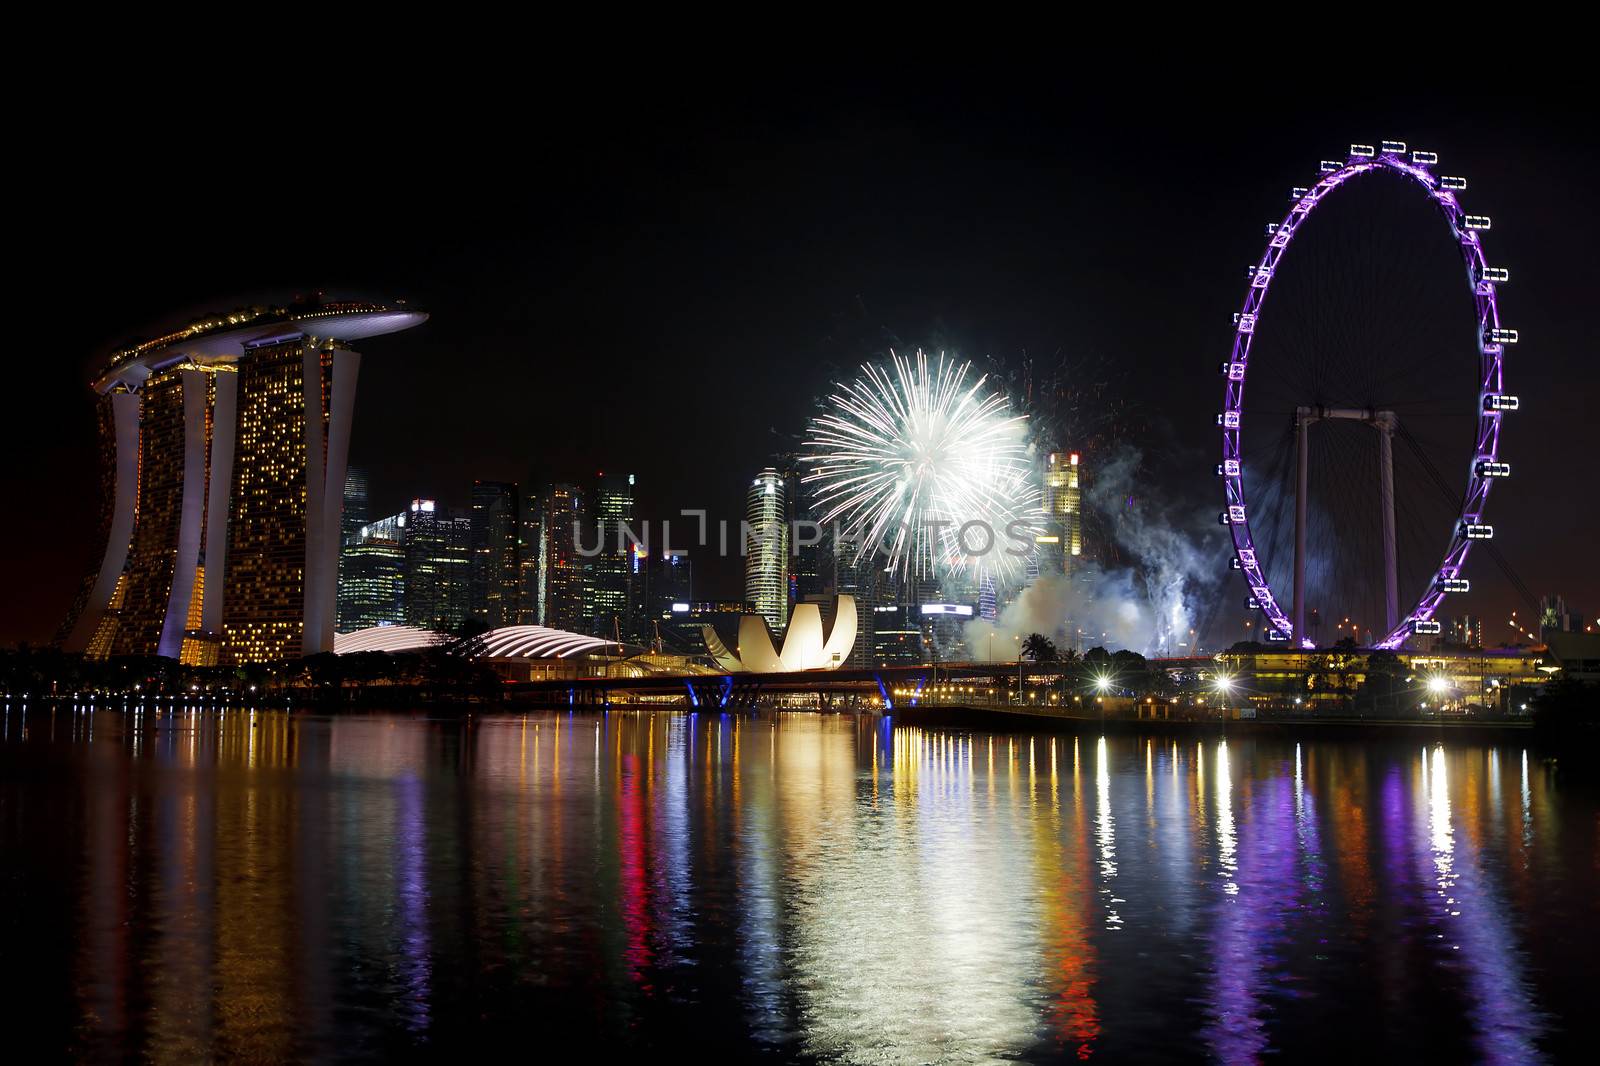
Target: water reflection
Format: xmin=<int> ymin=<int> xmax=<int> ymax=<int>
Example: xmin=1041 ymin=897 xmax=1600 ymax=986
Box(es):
xmin=1 ymin=706 xmax=1590 ymax=1061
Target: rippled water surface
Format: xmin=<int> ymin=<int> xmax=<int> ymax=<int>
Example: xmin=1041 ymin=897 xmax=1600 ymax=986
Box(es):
xmin=1 ymin=708 xmax=1595 ymax=1062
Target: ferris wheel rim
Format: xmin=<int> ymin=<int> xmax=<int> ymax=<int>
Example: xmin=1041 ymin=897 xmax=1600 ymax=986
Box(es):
xmin=1217 ymin=143 xmax=1513 ymax=651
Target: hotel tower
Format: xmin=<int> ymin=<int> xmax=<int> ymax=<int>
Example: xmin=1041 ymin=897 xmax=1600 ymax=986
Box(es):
xmin=58 ymin=300 xmax=426 ymax=664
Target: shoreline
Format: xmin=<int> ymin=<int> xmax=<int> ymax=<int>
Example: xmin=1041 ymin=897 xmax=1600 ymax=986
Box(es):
xmin=887 ymin=703 xmax=1539 ymax=743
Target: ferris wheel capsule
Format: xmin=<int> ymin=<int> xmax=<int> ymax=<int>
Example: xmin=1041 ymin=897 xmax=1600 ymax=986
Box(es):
xmin=1381 ymin=140 xmax=1407 ymax=155
xmin=1350 ymin=144 xmax=1377 ymax=158
xmin=1412 ymin=150 xmax=1439 ymax=165
xmin=1440 ymin=176 xmax=1468 ymax=190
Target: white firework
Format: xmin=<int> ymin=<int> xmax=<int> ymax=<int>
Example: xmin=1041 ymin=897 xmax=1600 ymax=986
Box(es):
xmin=802 ymin=349 xmax=1041 ymax=581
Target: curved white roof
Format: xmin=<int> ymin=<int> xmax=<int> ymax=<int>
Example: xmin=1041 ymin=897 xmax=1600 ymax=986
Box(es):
xmin=478 ymin=625 xmax=617 ymax=659
xmin=333 ymin=625 xmax=447 ymax=654
xmin=333 ymin=623 xmax=617 ymax=660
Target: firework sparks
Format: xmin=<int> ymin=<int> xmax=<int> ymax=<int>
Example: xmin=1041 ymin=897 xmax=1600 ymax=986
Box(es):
xmin=802 ymin=349 xmax=1041 ymax=581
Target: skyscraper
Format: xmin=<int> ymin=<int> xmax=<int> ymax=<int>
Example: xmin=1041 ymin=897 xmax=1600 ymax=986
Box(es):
xmin=1448 ymin=614 xmax=1483 ymax=649
xmin=1040 ymin=450 xmax=1083 ymax=575
xmin=403 ymin=500 xmax=472 ymax=634
xmin=535 ymin=483 xmax=586 ymax=633
xmin=470 ymin=481 xmax=520 ymax=630
xmin=59 ymin=300 xmax=425 ymax=663
xmin=745 ymin=468 xmax=789 ymax=634
xmin=784 ymin=462 xmax=828 ymax=604
xmin=584 ymin=473 xmax=636 ymax=640
xmin=342 ymin=468 xmax=370 ymax=555
xmin=337 ymin=467 xmax=370 ymax=626
xmin=832 ymin=534 xmax=877 ymax=668
xmin=338 ymin=513 xmax=405 ymax=630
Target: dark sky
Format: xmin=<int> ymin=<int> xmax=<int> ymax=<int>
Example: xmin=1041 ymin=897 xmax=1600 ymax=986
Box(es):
xmin=5 ymin=84 xmax=1594 ymax=647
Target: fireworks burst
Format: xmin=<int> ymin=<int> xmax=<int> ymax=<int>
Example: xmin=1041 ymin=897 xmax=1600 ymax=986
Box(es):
xmin=802 ymin=349 xmax=1041 ymax=581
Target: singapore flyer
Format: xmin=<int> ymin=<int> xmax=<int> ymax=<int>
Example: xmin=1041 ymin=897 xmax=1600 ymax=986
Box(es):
xmin=1217 ymin=141 xmax=1516 ymax=650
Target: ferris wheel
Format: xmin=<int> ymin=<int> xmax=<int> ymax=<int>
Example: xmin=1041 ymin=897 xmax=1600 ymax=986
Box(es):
xmin=1217 ymin=141 xmax=1516 ymax=650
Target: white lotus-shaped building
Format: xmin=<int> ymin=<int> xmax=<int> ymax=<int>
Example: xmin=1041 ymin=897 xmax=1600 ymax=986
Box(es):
xmin=701 ymin=595 xmax=857 ymax=673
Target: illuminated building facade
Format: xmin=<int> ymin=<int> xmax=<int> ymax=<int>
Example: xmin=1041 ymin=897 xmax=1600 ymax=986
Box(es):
xmin=1448 ymin=614 xmax=1483 ymax=649
xmin=470 ymin=480 xmax=520 ymax=630
xmin=783 ymin=462 xmax=828 ymax=604
xmin=403 ymin=501 xmax=472 ymax=634
xmin=1539 ymin=593 xmax=1584 ymax=635
xmin=337 ymin=467 xmax=369 ymax=617
xmin=651 ymin=552 xmax=693 ymax=623
xmin=919 ymin=602 xmax=975 ymax=661
xmin=584 ymin=472 xmax=637 ymax=639
xmin=59 ymin=301 xmax=425 ymax=662
xmin=535 ymin=483 xmax=586 ymax=633
xmin=832 ymin=534 xmax=879 ymax=668
xmin=338 ymin=512 xmax=405 ymax=630
xmin=745 ymin=468 xmax=789 ymax=634
xmin=341 ymin=468 xmax=369 ymax=555
xmin=663 ymin=598 xmax=743 ymax=651
xmin=1040 ymin=450 xmax=1083 ymax=574
xmin=872 ymin=604 xmax=923 ymax=666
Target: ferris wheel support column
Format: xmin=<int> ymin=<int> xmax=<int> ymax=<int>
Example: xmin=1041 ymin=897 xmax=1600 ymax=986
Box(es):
xmin=1376 ymin=411 xmax=1399 ymax=635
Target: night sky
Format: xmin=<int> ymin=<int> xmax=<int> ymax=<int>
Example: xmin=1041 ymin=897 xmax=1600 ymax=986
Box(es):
xmin=6 ymin=85 xmax=1593 ymax=647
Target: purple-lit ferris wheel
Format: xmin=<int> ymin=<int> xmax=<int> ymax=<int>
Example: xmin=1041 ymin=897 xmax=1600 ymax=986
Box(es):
xmin=1218 ymin=141 xmax=1516 ymax=651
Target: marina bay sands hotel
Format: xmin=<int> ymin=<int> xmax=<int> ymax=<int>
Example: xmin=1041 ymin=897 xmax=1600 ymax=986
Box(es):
xmin=58 ymin=299 xmax=427 ymax=664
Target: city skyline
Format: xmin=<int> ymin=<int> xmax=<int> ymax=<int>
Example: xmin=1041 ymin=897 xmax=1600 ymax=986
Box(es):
xmin=6 ymin=93 xmax=1596 ymax=652
xmin=5 ymin=79 xmax=1597 ymax=1063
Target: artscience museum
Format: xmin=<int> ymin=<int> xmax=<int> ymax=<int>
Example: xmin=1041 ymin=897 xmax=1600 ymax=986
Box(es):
xmin=701 ymin=595 xmax=858 ymax=673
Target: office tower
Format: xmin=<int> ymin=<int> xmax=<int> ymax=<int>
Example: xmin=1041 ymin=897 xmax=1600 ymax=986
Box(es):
xmin=517 ymin=493 xmax=541 ymax=625
xmin=585 ymin=472 xmax=636 ymax=640
xmin=342 ymin=468 xmax=370 ymax=553
xmin=872 ymin=604 xmax=924 ymax=666
xmin=1040 ymin=450 xmax=1083 ymax=575
xmin=470 ymin=480 xmax=520 ymax=629
xmin=919 ymin=601 xmax=975 ymax=661
xmin=59 ymin=300 xmax=426 ymax=663
xmin=1448 ymin=614 xmax=1483 ymax=649
xmin=643 ymin=551 xmax=692 ymax=648
xmin=536 ymin=483 xmax=586 ymax=632
xmin=653 ymin=551 xmax=693 ymax=614
xmin=338 ymin=513 xmax=405 ymax=630
xmin=782 ymin=462 xmax=828 ymax=604
xmin=403 ymin=500 xmax=472 ymax=633
xmin=669 ymin=599 xmax=749 ymax=653
xmin=1540 ymin=594 xmax=1583 ymax=635
xmin=337 ymin=468 xmax=370 ymax=624
xmin=833 ymin=534 xmax=877 ymax=668
xmin=744 ymin=468 xmax=788 ymax=634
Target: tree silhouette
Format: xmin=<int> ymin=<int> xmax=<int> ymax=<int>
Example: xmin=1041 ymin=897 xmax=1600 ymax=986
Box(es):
xmin=1021 ymin=633 xmax=1058 ymax=663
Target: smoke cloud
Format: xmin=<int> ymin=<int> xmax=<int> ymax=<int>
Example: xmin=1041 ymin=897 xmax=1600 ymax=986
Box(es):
xmin=964 ymin=445 xmax=1225 ymax=660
